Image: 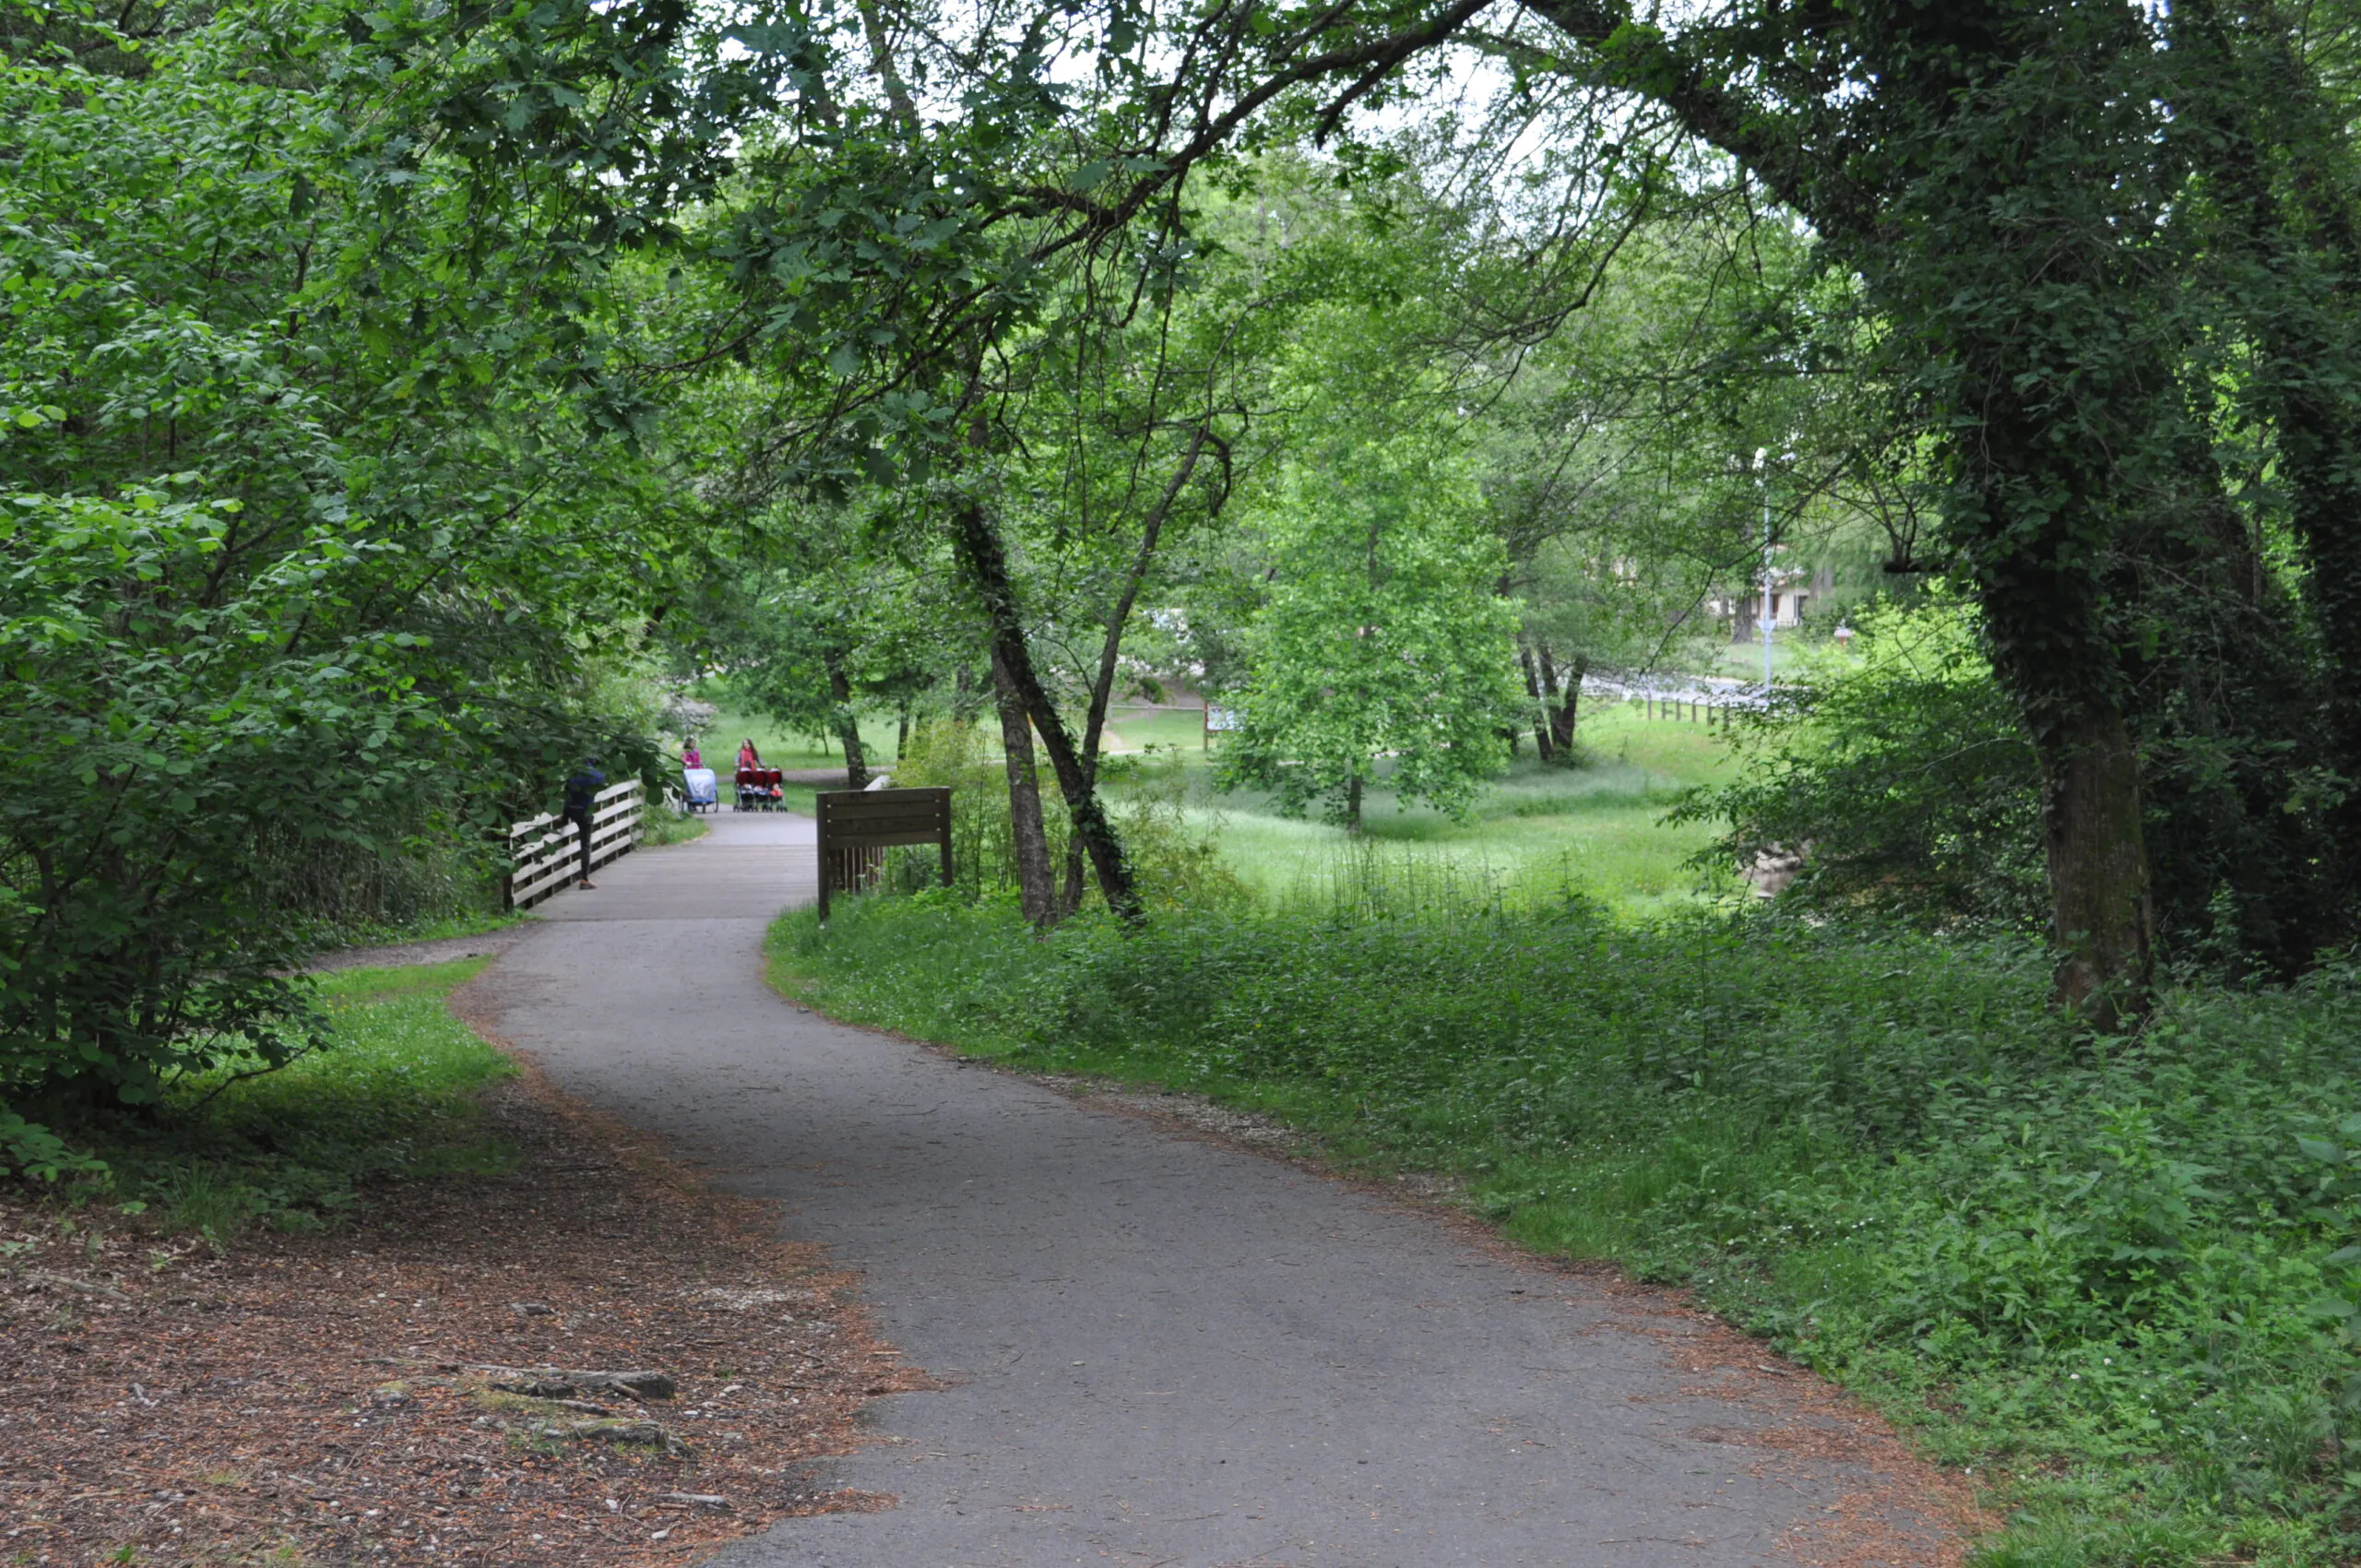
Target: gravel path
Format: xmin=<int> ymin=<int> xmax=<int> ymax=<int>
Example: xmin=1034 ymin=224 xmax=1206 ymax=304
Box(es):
xmin=461 ymin=811 xmax=1964 ymax=1568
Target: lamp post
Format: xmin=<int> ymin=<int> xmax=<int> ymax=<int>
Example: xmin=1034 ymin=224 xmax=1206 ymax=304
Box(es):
xmin=1755 ymin=448 xmax=1774 ymax=688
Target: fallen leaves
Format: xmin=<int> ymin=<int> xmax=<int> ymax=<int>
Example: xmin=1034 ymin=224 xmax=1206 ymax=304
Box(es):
xmin=0 ymin=1063 xmax=920 ymax=1565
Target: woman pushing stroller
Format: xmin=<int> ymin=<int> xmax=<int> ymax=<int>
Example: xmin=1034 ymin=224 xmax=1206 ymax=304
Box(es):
xmin=733 ymin=738 xmax=782 ymax=808
xmin=680 ymin=735 xmax=718 ymax=814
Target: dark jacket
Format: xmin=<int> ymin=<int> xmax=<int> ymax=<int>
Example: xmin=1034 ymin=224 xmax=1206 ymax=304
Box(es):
xmin=564 ymin=766 xmax=606 ymax=816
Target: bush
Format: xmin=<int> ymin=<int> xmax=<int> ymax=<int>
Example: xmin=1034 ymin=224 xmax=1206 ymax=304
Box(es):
xmin=884 ymin=722 xmax=1248 ymax=913
xmin=1673 ymin=594 xmax=2047 ymax=931
xmin=0 ymin=489 xmax=452 ymax=1112
xmin=0 ymin=11 xmax=686 ymax=1119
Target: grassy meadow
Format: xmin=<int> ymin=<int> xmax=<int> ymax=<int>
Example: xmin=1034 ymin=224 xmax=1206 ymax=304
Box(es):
xmin=683 ymin=686 xmax=1746 ymax=919
xmin=1181 ymin=698 xmax=1735 ymax=918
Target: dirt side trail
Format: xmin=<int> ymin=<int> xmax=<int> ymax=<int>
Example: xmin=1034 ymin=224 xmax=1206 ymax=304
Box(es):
xmin=463 ymin=809 xmax=1973 ymax=1568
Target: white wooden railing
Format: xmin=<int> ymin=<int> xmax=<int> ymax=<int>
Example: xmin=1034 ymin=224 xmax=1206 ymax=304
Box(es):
xmin=507 ymin=779 xmax=644 ymax=909
xmin=1578 ymin=670 xmax=1799 ymax=721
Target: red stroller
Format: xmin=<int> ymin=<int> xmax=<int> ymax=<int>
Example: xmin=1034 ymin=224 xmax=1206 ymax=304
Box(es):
xmin=734 ymin=766 xmax=783 ymax=810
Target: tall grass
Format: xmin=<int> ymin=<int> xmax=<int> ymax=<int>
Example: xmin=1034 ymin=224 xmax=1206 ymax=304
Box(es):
xmin=1191 ymin=703 xmax=1738 ymax=918
xmin=769 ymin=882 xmax=2361 ymax=1568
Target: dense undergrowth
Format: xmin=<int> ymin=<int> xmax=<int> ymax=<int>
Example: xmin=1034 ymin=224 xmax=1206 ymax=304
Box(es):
xmin=6 ymin=961 xmax=514 ymax=1238
xmin=769 ymin=891 xmax=2361 ymax=1568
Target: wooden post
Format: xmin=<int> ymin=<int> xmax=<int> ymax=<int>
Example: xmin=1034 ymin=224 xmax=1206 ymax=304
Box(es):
xmin=815 ymin=787 xmax=954 ymax=921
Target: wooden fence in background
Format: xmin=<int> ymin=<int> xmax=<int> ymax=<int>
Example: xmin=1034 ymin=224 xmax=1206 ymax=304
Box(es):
xmin=507 ymin=779 xmax=645 ymax=909
xmin=815 ymin=787 xmax=952 ymax=920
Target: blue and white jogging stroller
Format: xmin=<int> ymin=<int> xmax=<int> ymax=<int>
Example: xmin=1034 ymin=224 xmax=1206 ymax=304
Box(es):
xmin=682 ymin=766 xmax=719 ymax=814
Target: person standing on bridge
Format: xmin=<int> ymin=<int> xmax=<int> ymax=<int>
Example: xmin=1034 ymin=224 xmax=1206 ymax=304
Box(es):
xmin=562 ymin=755 xmax=605 ymax=890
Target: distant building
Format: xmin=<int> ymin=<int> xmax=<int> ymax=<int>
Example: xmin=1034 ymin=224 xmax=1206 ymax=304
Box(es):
xmin=1709 ymin=567 xmax=1817 ymax=640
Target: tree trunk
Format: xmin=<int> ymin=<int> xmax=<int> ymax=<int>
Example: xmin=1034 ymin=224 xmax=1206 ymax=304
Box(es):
xmin=1520 ymin=0 xmax=2164 ymax=1004
xmin=1545 ymin=650 xmax=1583 ymax=756
xmin=1057 ymin=837 xmax=1086 ymax=921
xmin=2035 ymin=702 xmax=2155 ymax=1030
xmin=2271 ymin=392 xmax=2361 ymax=900
xmin=1043 ymin=423 xmax=1210 ymax=923
xmin=1518 ymin=639 xmax=1556 ymax=763
xmin=990 ymin=646 xmax=1056 ymax=925
xmin=822 ymin=649 xmax=869 ymax=789
xmin=1346 ymin=772 xmax=1363 ymax=833
xmin=952 ymin=663 xmax=985 ymax=724
xmin=951 ymin=497 xmax=1144 ymax=924
xmin=1966 ymin=486 xmax=2161 ymax=1020
xmin=2166 ymin=1 xmax=2361 ymax=921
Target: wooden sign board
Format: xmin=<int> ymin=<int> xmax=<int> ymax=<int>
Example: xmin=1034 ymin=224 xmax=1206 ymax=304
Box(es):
xmin=814 ymin=787 xmax=953 ymax=920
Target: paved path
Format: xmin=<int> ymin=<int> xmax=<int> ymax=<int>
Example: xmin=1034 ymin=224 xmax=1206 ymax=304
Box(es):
xmin=464 ymin=812 xmax=1957 ymax=1568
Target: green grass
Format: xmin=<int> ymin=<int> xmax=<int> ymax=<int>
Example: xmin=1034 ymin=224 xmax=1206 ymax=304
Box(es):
xmin=768 ymin=888 xmax=2361 ymax=1568
xmin=1171 ymin=700 xmax=1738 ymax=919
xmin=641 ymin=808 xmax=710 ymax=847
xmin=53 ymin=960 xmax=516 ymax=1237
xmin=1100 ymin=703 xmax=1211 ymax=753
xmin=1713 ymin=634 xmax=1810 ymax=678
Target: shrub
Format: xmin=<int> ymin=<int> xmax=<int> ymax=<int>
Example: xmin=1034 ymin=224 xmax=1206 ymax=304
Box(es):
xmin=885 ymin=723 xmax=1247 ymax=913
xmin=1673 ymin=594 xmax=2047 ymax=931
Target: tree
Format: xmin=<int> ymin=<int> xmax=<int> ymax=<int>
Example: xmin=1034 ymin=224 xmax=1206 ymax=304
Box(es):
xmin=1220 ymin=437 xmax=1521 ymax=829
xmin=1457 ymin=0 xmax=2326 ymax=1018
xmin=0 ymin=0 xmax=714 ymax=1109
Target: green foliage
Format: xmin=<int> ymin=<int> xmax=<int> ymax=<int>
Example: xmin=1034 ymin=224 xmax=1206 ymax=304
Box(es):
xmin=1685 ymin=584 xmax=2337 ymax=971
xmin=886 ymin=719 xmax=1021 ymax=887
xmin=0 ymin=486 xmax=444 ymax=1105
xmin=1677 ymin=595 xmax=2047 ymax=929
xmin=773 ymin=893 xmax=2361 ymax=1565
xmin=1097 ymin=753 xmax=1253 ymax=914
xmin=0 ymin=1109 xmax=104 ymax=1182
xmin=639 ymin=809 xmax=710 ymax=849
xmin=1218 ymin=437 xmax=1523 ymax=826
xmin=23 ymin=959 xmax=515 ymax=1239
xmin=889 ymin=722 xmax=1247 ymax=912
xmin=0 ymin=2 xmax=694 ymax=1104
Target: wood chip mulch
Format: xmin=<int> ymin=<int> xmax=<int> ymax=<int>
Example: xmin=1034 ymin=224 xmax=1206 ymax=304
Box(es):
xmin=0 ymin=1061 xmax=924 ymax=1567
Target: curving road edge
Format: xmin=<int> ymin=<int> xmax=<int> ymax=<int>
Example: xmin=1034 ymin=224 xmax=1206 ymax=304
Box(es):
xmin=460 ymin=809 xmax=1966 ymax=1568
